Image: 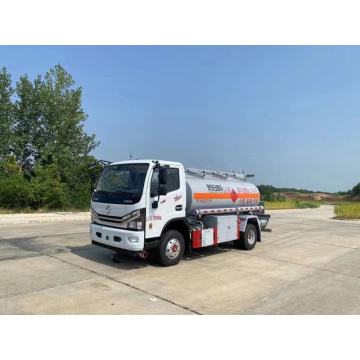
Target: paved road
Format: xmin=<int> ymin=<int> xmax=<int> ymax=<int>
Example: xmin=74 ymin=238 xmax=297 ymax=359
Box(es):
xmin=1 ymin=205 xmax=360 ymax=314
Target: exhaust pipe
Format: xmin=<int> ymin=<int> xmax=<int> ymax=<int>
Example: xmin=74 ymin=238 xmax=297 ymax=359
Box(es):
xmin=138 ymin=250 xmax=149 ymax=259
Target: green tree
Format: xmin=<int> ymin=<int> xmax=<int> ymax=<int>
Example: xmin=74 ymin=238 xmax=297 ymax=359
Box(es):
xmin=352 ymin=183 xmax=360 ymax=196
xmin=12 ymin=74 xmax=43 ymax=173
xmin=0 ymin=65 xmax=99 ymax=210
xmin=13 ymin=65 xmax=98 ymax=175
xmin=258 ymin=184 xmax=286 ymax=202
xmin=0 ymin=67 xmax=14 ymax=159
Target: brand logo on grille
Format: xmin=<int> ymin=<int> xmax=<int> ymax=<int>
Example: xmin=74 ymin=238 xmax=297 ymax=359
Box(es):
xmin=105 ymin=205 xmax=111 ymax=214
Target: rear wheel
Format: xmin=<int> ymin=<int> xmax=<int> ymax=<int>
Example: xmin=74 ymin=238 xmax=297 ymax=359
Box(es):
xmin=235 ymin=223 xmax=258 ymax=250
xmin=158 ymin=230 xmax=185 ymax=266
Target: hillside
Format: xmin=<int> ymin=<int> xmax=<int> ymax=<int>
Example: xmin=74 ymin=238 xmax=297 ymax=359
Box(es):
xmin=280 ymin=191 xmax=356 ymax=203
xmin=258 ymin=184 xmax=360 ymax=203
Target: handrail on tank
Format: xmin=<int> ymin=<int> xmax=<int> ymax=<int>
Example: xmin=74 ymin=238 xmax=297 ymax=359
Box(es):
xmin=212 ymin=171 xmax=229 ymax=179
xmin=186 ymin=168 xmax=248 ymax=180
xmin=186 ymin=168 xmax=207 ymax=177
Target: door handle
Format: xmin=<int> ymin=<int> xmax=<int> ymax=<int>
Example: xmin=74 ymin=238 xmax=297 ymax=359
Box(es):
xmin=175 ymin=205 xmax=183 ymax=211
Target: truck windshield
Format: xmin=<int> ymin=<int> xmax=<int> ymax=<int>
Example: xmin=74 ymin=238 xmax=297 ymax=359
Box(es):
xmin=92 ymin=164 xmax=149 ymax=205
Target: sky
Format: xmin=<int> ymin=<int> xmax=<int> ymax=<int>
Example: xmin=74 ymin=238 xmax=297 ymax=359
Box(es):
xmin=0 ymin=46 xmax=359 ymax=192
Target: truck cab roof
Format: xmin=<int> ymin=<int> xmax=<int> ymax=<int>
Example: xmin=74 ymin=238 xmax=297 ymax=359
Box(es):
xmin=110 ymin=159 xmax=184 ymax=167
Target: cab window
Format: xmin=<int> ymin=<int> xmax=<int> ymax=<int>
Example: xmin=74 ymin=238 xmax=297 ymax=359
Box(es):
xmin=150 ymin=169 xmax=159 ymax=197
xmin=166 ymin=168 xmax=180 ymax=193
xmin=150 ymin=167 xmax=180 ymax=197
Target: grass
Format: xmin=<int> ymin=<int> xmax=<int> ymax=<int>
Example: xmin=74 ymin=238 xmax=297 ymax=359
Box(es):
xmin=334 ymin=203 xmax=360 ymax=219
xmin=0 ymin=207 xmax=90 ymax=214
xmin=265 ymin=200 xmax=321 ymax=210
xmin=0 ymin=208 xmax=35 ymax=214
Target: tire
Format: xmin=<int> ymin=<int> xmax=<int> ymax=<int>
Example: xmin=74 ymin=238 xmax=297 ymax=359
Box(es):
xmin=235 ymin=223 xmax=258 ymax=250
xmin=158 ymin=230 xmax=185 ymax=267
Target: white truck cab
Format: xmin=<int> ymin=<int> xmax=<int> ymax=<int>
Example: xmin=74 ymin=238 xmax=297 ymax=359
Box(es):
xmin=90 ymin=159 xmax=270 ymax=266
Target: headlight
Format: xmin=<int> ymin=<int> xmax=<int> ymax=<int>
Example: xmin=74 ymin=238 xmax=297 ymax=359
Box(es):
xmin=128 ymin=220 xmax=143 ymax=230
xmin=91 ymin=209 xmax=96 ymax=223
xmin=127 ymin=209 xmax=145 ymax=230
xmin=128 ymin=221 xmax=137 ymax=229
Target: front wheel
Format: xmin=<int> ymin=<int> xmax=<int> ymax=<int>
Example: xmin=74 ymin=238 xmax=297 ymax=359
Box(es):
xmin=158 ymin=230 xmax=185 ymax=267
xmin=235 ymin=223 xmax=258 ymax=250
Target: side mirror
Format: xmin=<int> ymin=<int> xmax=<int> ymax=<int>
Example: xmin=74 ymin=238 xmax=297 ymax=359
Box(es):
xmin=158 ymin=184 xmax=168 ymax=196
xmin=159 ymin=168 xmax=168 ymax=185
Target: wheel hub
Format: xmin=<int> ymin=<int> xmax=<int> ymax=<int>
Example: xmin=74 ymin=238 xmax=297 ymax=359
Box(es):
xmin=165 ymin=238 xmax=181 ymax=259
xmin=247 ymin=229 xmax=256 ymax=245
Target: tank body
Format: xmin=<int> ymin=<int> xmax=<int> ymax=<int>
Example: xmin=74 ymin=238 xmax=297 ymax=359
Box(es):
xmin=185 ymin=173 xmax=260 ymax=214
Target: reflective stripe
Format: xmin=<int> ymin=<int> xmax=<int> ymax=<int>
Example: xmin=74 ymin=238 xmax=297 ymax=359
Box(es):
xmin=194 ymin=193 xmax=260 ymax=200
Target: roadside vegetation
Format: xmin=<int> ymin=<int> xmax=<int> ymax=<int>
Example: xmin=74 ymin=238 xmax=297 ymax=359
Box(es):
xmin=265 ymin=200 xmax=320 ymax=210
xmin=259 ymin=185 xmax=321 ymax=209
xmin=0 ymin=65 xmax=103 ymax=212
xmin=334 ymin=203 xmax=360 ymax=220
xmin=259 ymin=184 xmax=359 ymax=214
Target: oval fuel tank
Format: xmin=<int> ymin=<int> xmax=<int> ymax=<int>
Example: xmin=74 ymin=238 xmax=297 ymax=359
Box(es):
xmin=185 ymin=173 xmax=260 ymax=213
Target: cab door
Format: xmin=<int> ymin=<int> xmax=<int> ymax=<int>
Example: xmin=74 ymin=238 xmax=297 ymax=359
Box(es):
xmin=146 ymin=165 xmax=185 ymax=239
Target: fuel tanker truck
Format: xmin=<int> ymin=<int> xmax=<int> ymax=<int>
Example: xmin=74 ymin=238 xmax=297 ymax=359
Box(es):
xmin=90 ymin=160 xmax=270 ymax=266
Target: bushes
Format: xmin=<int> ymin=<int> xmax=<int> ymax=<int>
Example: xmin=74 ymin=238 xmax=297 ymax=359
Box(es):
xmin=258 ymin=185 xmax=286 ymax=202
xmin=335 ymin=203 xmax=360 ymax=219
xmin=265 ymin=201 xmax=297 ymax=210
xmin=295 ymin=201 xmax=320 ymax=209
xmin=265 ymin=200 xmax=320 ymax=210
xmin=64 ymin=179 xmax=92 ymax=210
xmin=0 ymin=157 xmax=32 ymax=208
xmin=0 ymin=158 xmax=94 ymax=210
xmin=30 ymin=165 xmax=70 ymax=209
xmin=0 ymin=172 xmax=33 ymax=209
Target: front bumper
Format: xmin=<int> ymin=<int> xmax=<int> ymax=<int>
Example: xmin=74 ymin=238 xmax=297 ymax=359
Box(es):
xmin=90 ymin=223 xmax=144 ymax=252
